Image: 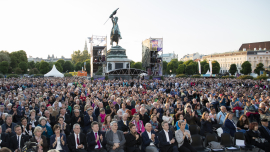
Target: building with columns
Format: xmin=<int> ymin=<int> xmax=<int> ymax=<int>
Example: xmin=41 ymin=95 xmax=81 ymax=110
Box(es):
xmin=201 ymin=41 xmax=270 ymax=73
xmin=180 ymin=52 xmax=205 ymax=62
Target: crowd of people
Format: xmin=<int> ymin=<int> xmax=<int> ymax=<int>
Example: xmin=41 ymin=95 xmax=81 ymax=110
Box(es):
xmin=0 ymin=77 xmax=270 ymax=152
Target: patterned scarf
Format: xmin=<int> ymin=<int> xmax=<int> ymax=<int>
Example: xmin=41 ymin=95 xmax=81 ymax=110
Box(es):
xmin=132 ymin=120 xmax=143 ymax=132
xmin=35 ymin=136 xmax=43 ymax=152
xmin=150 ymin=120 xmax=159 ymax=130
xmin=100 ymin=113 xmax=106 ymax=123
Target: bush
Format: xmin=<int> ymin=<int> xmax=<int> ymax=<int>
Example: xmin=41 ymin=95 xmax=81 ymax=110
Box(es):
xmin=176 ymin=74 xmax=187 ymax=78
xmin=191 ymin=74 xmax=201 ymax=78
xmin=0 ymin=74 xmax=4 ymax=78
xmin=221 ymin=76 xmax=235 ymax=79
xmin=161 ymin=76 xmax=164 ymax=80
xmin=33 ymin=74 xmax=44 ymax=77
xmin=255 ymin=75 xmax=268 ymax=80
xmin=105 ymin=75 xmax=109 ymax=80
xmin=149 ymin=76 xmax=153 ymax=80
xmin=91 ymin=77 xmax=94 ymax=80
xmin=64 ymin=73 xmax=73 ymax=77
xmin=7 ymin=74 xmax=19 ymax=78
xmin=236 ymin=75 xmax=253 ymax=80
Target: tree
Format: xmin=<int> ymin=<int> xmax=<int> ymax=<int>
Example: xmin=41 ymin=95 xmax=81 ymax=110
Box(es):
xmin=14 ymin=67 xmax=23 ymax=74
xmin=29 ymin=68 xmax=39 ymax=75
xmin=203 ymin=63 xmax=209 ymax=74
xmin=75 ymin=62 xmax=83 ymax=71
xmin=63 ymin=61 xmax=74 ymax=72
xmin=211 ymin=60 xmax=220 ymax=74
xmin=39 ymin=61 xmax=50 ymax=74
xmin=56 ymin=59 xmax=65 ymax=67
xmin=163 ymin=61 xmax=168 ymax=74
xmin=0 ymin=51 xmax=11 ymax=64
xmin=133 ymin=62 xmax=142 ymax=69
xmin=85 ymin=59 xmax=90 ymax=74
xmin=254 ymin=63 xmax=265 ymax=75
xmin=0 ymin=61 xmax=9 ymax=74
xmin=9 ymin=50 xmax=27 ymax=69
xmin=200 ymin=60 xmax=207 ymax=74
xmin=185 ymin=65 xmax=194 ymax=75
xmin=71 ymin=50 xmax=90 ymax=64
xmin=28 ymin=61 xmax=35 ymax=69
xmin=229 ymin=64 xmax=237 ymax=75
xmin=130 ymin=61 xmax=135 ymax=68
xmin=18 ymin=62 xmax=28 ymax=74
xmin=240 ymin=61 xmax=252 ymax=75
xmin=167 ymin=59 xmax=178 ymax=74
xmin=35 ymin=62 xmax=40 ymax=70
xmin=176 ymin=64 xmax=185 ymax=74
xmin=55 ymin=62 xmax=63 ymax=72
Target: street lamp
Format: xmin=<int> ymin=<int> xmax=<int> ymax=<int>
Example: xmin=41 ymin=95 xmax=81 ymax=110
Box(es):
xmin=170 ymin=70 xmax=172 ymax=75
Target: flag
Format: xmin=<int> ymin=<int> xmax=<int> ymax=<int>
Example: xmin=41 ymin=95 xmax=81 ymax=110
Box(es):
xmin=198 ymin=61 xmax=201 ymax=74
xmin=209 ymin=60 xmax=212 ymax=74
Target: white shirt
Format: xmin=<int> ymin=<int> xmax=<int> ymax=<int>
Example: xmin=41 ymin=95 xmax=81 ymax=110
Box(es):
xmin=162 ymin=116 xmax=172 ymax=124
xmin=147 ymin=131 xmax=154 ymax=146
xmin=93 ymin=132 xmax=102 ymax=149
xmin=163 ymin=130 xmax=170 ymax=143
xmin=30 ymin=119 xmax=36 ymax=128
xmin=56 ymin=137 xmax=63 ymax=150
xmin=17 ymin=135 xmax=21 ymax=149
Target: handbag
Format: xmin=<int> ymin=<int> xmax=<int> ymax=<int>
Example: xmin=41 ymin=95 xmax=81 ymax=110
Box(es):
xmin=208 ymin=141 xmax=224 ymax=149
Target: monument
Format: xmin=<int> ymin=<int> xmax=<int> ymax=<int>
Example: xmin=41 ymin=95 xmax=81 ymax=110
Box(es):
xmin=105 ymin=8 xmax=132 ymax=73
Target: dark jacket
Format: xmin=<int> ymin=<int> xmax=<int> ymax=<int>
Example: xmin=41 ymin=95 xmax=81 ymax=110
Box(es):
xmin=259 ymin=126 xmax=270 ymax=142
xmin=0 ymin=133 xmax=9 ymax=147
xmin=117 ymin=120 xmax=129 ymax=132
xmin=139 ymin=113 xmax=150 ymax=126
xmin=67 ymin=132 xmax=87 ymax=152
xmin=224 ymin=119 xmax=237 ymax=137
xmin=56 ymin=113 xmax=71 ymax=125
xmin=200 ymin=119 xmax=214 ymax=136
xmin=125 ymin=132 xmax=141 ymax=152
xmin=158 ymin=129 xmax=176 ymax=152
xmin=30 ymin=135 xmax=48 ymax=152
xmin=141 ymin=130 xmax=159 ymax=152
xmin=50 ymin=134 xmax=69 ymax=152
xmin=71 ymin=115 xmax=84 ymax=128
xmin=87 ymin=131 xmax=107 ymax=152
xmin=105 ymin=130 xmax=126 ymax=151
xmin=83 ymin=113 xmax=97 ymax=134
xmin=9 ymin=134 xmax=29 ymax=152
xmin=8 ymin=110 xmax=22 ymax=123
xmin=246 ymin=130 xmax=260 ymax=145
xmin=1 ymin=122 xmax=17 ymax=137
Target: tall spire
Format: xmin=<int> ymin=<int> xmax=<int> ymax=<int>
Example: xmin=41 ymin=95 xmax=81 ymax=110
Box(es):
xmin=84 ymin=40 xmax=88 ymax=51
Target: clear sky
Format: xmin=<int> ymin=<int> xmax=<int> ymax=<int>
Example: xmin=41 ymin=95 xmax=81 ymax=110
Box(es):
xmin=0 ymin=0 xmax=270 ymax=62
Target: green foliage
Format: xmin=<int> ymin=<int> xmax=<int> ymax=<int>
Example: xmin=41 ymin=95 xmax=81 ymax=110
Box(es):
xmin=33 ymin=74 xmax=44 ymax=77
xmin=75 ymin=62 xmax=83 ymax=71
xmin=39 ymin=61 xmax=50 ymax=74
xmin=176 ymin=74 xmax=187 ymax=78
xmin=55 ymin=62 xmax=63 ymax=72
xmin=236 ymin=75 xmax=253 ymax=79
xmin=178 ymin=61 xmax=184 ymax=65
xmin=91 ymin=77 xmax=94 ymax=80
xmin=255 ymin=75 xmax=268 ymax=80
xmin=191 ymin=74 xmax=201 ymax=78
xmin=63 ymin=61 xmax=74 ymax=72
xmin=229 ymin=64 xmax=237 ymax=75
xmin=130 ymin=61 xmax=135 ymax=68
xmin=71 ymin=50 xmax=90 ymax=64
xmin=254 ymin=63 xmax=265 ymax=75
xmin=240 ymin=61 xmax=252 ymax=75
xmin=0 ymin=51 xmax=11 ymax=64
xmin=183 ymin=60 xmax=194 ymax=66
xmin=212 ymin=60 xmax=220 ymax=74
xmin=176 ymin=64 xmax=185 ymax=74
xmin=14 ymin=67 xmax=23 ymax=74
xmin=163 ymin=61 xmax=168 ymax=74
xmin=167 ymin=59 xmax=178 ymax=74
xmin=0 ymin=74 xmax=4 ymax=78
xmin=7 ymin=74 xmax=20 ymax=78
xmin=85 ymin=59 xmax=90 ymax=73
xmin=221 ymin=76 xmax=235 ymax=79
xmin=203 ymin=63 xmax=209 ymax=74
xmin=18 ymin=62 xmax=28 ymax=74
xmin=35 ymin=62 xmax=40 ymax=70
xmin=161 ymin=76 xmax=164 ymax=80
xmin=132 ymin=62 xmax=142 ymax=69
xmin=64 ymin=73 xmax=73 ymax=77
xmin=29 ymin=68 xmax=39 ymax=75
xmin=200 ymin=60 xmax=207 ymax=74
xmin=9 ymin=50 xmax=27 ymax=69
xmin=28 ymin=61 xmax=35 ymax=69
xmin=56 ymin=59 xmax=65 ymax=67
xmin=149 ymin=76 xmax=153 ymax=80
xmin=185 ymin=64 xmax=194 ymax=75
xmin=0 ymin=61 xmax=9 ymax=74
xmin=105 ymin=75 xmax=109 ymax=80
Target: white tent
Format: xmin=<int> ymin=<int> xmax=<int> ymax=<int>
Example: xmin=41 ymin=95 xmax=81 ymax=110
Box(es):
xmin=44 ymin=65 xmax=64 ymax=77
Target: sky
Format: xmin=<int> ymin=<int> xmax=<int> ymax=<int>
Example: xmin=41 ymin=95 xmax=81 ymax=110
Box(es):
xmin=0 ymin=0 xmax=270 ymax=62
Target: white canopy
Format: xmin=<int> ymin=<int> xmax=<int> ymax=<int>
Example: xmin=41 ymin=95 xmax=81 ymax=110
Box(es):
xmin=44 ymin=65 xmax=64 ymax=77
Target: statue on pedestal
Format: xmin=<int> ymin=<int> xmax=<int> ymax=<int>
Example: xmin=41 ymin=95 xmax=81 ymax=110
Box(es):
xmin=109 ymin=8 xmax=122 ymax=46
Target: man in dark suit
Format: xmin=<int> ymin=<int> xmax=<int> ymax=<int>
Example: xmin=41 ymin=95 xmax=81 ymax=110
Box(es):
xmin=57 ymin=107 xmax=71 ymax=125
xmin=158 ymin=122 xmax=178 ymax=152
xmin=71 ymin=109 xmax=84 ymax=128
xmin=8 ymin=105 xmax=22 ymax=124
xmin=84 ymin=108 xmax=97 ymax=134
xmin=203 ymin=103 xmax=211 ymax=113
xmin=87 ymin=121 xmax=107 ymax=152
xmin=94 ymin=102 xmax=104 ymax=118
xmin=67 ymin=123 xmax=87 ymax=152
xmin=117 ymin=113 xmax=129 ymax=134
xmin=259 ymin=119 xmax=270 ymax=141
xmin=115 ymin=98 xmax=122 ymax=111
xmin=9 ymin=125 xmax=29 ymax=152
xmin=141 ymin=123 xmax=159 ymax=152
xmin=0 ymin=125 xmax=9 ymax=148
xmin=44 ymin=110 xmax=56 ymax=127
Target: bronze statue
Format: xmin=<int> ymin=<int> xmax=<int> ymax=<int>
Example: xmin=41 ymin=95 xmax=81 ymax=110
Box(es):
xmin=108 ymin=8 xmax=122 ymax=46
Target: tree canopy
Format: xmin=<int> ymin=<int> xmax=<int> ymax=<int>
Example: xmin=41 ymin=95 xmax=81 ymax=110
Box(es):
xmin=71 ymin=50 xmax=90 ymax=64
xmin=229 ymin=64 xmax=237 ymax=75
xmin=240 ymin=61 xmax=252 ymax=75
xmin=254 ymin=63 xmax=264 ymax=75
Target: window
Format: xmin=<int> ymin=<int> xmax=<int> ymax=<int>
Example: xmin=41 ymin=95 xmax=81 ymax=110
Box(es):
xmin=254 ymin=48 xmax=256 ymax=51
xmin=243 ymin=48 xmax=246 ymax=51
xmin=108 ymin=63 xmax=112 ymax=71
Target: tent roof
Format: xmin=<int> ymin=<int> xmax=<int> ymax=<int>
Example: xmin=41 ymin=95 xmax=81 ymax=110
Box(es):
xmin=44 ymin=65 xmax=64 ymax=77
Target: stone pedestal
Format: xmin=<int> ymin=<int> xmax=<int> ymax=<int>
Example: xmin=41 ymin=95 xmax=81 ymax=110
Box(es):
xmin=106 ymin=46 xmax=132 ymax=73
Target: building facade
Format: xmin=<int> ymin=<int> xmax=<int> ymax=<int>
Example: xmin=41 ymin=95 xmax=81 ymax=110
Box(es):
xmin=161 ymin=52 xmax=178 ymax=62
xmin=202 ymin=41 xmax=270 ymax=73
xmin=180 ymin=52 xmax=204 ymax=62
xmin=28 ymin=54 xmax=72 ymax=63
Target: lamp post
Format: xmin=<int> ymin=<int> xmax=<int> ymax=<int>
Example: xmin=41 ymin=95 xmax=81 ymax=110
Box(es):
xmin=170 ymin=70 xmax=172 ymax=75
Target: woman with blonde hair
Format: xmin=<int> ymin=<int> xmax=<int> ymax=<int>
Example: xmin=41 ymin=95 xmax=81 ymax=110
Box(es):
xmin=200 ymin=112 xmax=215 ymax=136
xmin=30 ymin=126 xmax=48 ymax=152
xmin=101 ymin=114 xmax=112 ymax=131
xmin=47 ymin=106 xmax=58 ymax=118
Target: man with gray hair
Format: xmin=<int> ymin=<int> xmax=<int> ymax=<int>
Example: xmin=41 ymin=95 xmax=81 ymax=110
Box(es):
xmin=105 ymin=121 xmax=126 ymax=152
xmin=67 ymin=123 xmax=87 ymax=152
xmin=139 ymin=107 xmax=150 ymax=125
xmin=141 ymin=123 xmax=159 ymax=152
xmin=1 ymin=114 xmax=17 ymax=136
xmin=117 ymin=113 xmax=129 ymax=134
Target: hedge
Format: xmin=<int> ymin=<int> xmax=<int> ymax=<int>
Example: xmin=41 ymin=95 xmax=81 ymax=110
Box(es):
xmin=236 ymin=75 xmax=253 ymax=79
xmin=105 ymin=75 xmax=109 ymax=80
xmin=149 ymin=76 xmax=153 ymax=80
xmin=255 ymin=75 xmax=268 ymax=80
xmin=33 ymin=74 xmax=44 ymax=77
xmin=64 ymin=73 xmax=73 ymax=77
xmin=191 ymin=74 xmax=201 ymax=78
xmin=221 ymin=76 xmax=235 ymax=79
xmin=7 ymin=74 xmax=19 ymax=78
xmin=176 ymin=74 xmax=187 ymax=78
xmin=161 ymin=76 xmax=164 ymax=80
xmin=0 ymin=74 xmax=4 ymax=78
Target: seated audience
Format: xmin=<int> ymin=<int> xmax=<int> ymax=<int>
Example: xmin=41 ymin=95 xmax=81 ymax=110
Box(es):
xmin=30 ymin=126 xmax=49 ymax=152
xmin=105 ymin=121 xmax=126 ymax=152
xmin=125 ymin=123 xmax=141 ymax=152
xmin=50 ymin=125 xmax=69 ymax=152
